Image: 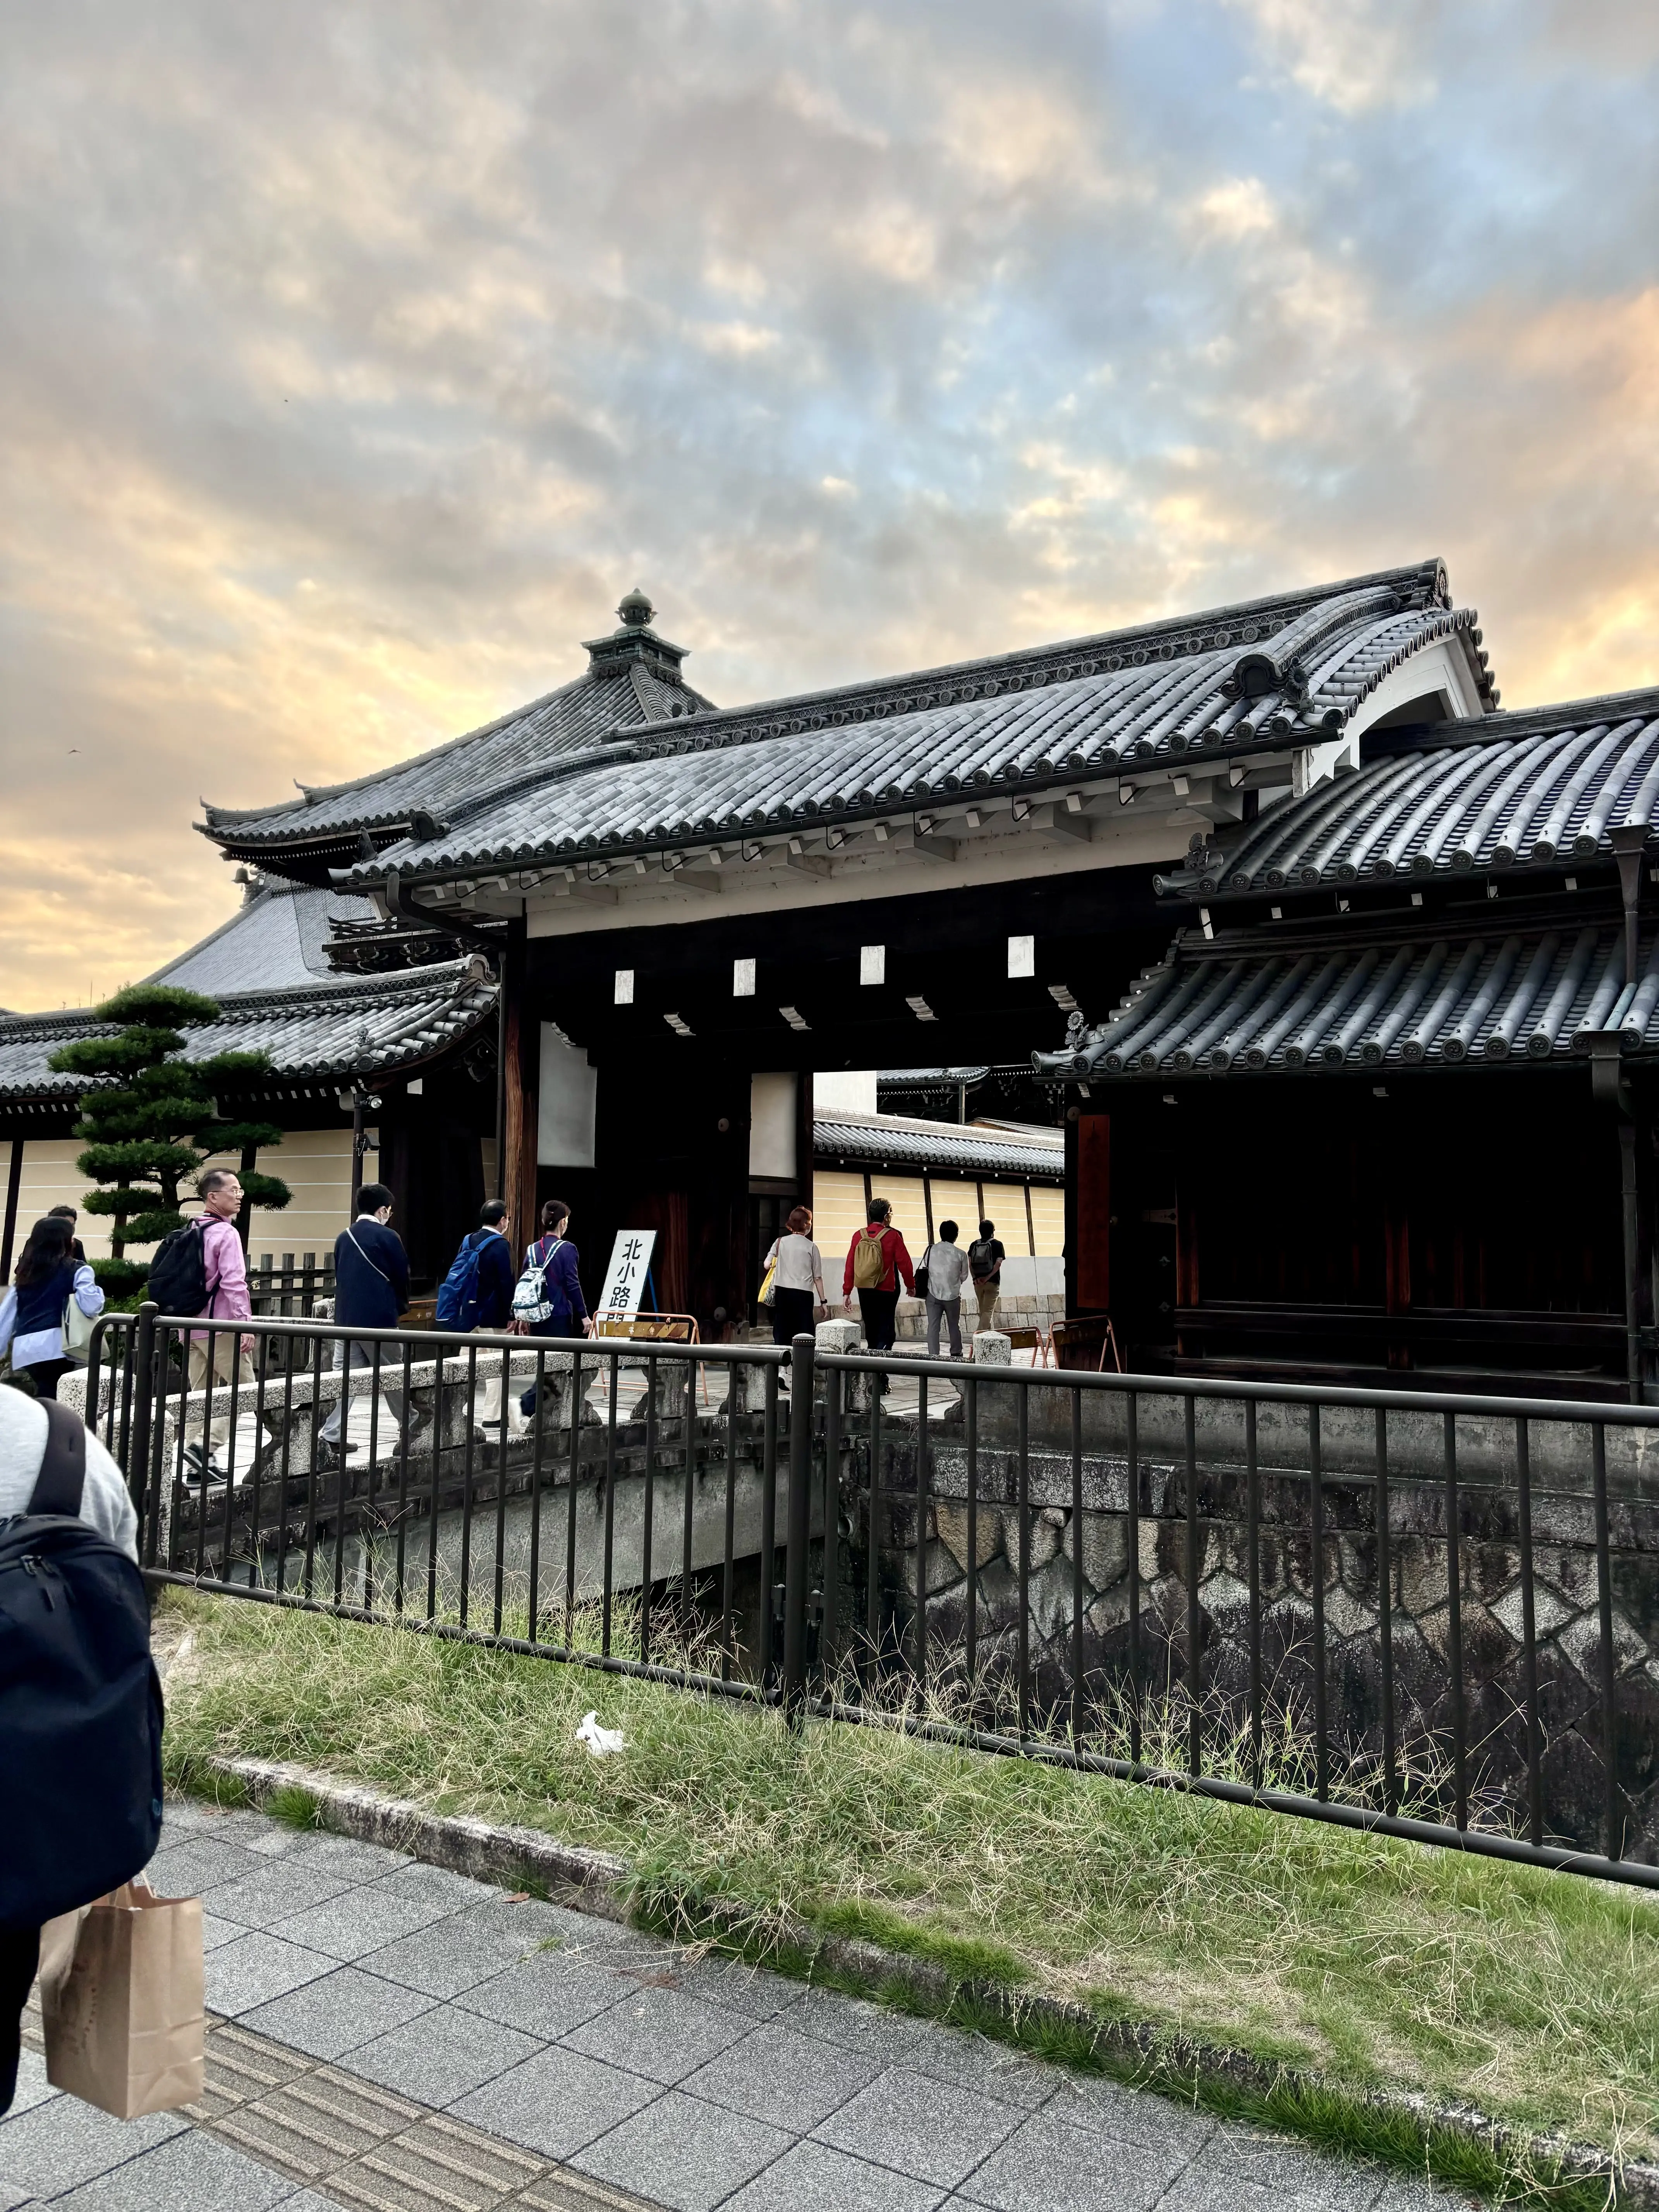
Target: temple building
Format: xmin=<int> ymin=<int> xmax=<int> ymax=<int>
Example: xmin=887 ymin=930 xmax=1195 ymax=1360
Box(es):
xmin=28 ymin=552 xmax=1654 ymax=1398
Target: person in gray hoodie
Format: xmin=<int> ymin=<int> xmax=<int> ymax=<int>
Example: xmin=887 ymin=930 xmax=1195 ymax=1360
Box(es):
xmin=921 ymin=1219 xmax=972 ymax=1359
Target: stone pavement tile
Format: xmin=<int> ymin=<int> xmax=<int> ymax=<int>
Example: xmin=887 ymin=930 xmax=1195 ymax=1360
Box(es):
xmin=240 ymin=1964 xmax=435 ymax=2060
xmin=457 ymin=1951 xmax=635 ymax=2038
xmin=1042 ymin=2073 xmax=1218 ymax=2156
xmin=0 ymin=2092 xmax=187 ymax=2197
xmin=41 ymin=2124 xmax=301 ymax=2212
xmin=680 ymin=2020 xmax=881 ymax=2131
xmin=955 ymin=2107 xmax=1188 ymax=2211
xmin=345 ymin=2004 xmax=544 ymax=2107
xmin=285 ymin=1832 xmax=409 ymax=1886
xmin=205 ymin=1859 xmax=362 ymax=1931
xmin=529 ymin=1899 xmax=667 ymax=1954
xmin=814 ymin=2068 xmax=1025 ymax=2190
xmin=146 ymin=1837 xmax=267 ymax=1897
xmin=1208 ymin=2125 xmax=1388 ymax=2207
xmin=3 ymin=2049 xmax=59 ymax=2117
xmin=452 ymin=2043 xmax=663 ymax=2160
xmin=1369 ymin=2176 xmax=1472 ymax=2209
xmin=201 ymin=1911 xmax=246 ymax=1953
xmin=270 ymin=1882 xmax=458 ymax=1965
xmin=371 ymin=1858 xmax=498 ymax=1915
xmin=157 ymin=1796 xmax=232 ymax=1835
xmin=788 ymin=1986 xmax=936 ymax=2069
xmin=357 ymin=1896 xmax=567 ymax=1997
xmin=571 ymin=2087 xmax=793 ymax=2212
xmin=205 ymin=1931 xmax=341 ymax=2016
xmin=561 ymin=1983 xmax=753 ymax=2086
xmin=1152 ymin=2164 xmax=1379 ymax=2212
xmin=655 ymin=1952 xmax=808 ymax=2024
xmin=898 ymin=2024 xmax=1058 ymax=2114
xmin=0 ymin=2173 xmax=29 ymax=2212
xmin=723 ymin=2138 xmax=949 ymax=2212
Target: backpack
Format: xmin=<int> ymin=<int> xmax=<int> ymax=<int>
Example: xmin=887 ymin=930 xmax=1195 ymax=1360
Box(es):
xmin=146 ymin=1218 xmax=210 ymax=1315
xmin=512 ymin=1237 xmax=566 ymax=1327
xmin=0 ymin=1402 xmax=163 ymax=1931
xmin=852 ymin=1228 xmax=888 ymax=1291
xmin=435 ymin=1231 xmax=488 ymax=1330
xmin=969 ymin=1237 xmax=999 ymax=1281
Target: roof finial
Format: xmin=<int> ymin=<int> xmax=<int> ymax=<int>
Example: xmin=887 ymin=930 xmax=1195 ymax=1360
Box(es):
xmin=617 ymin=586 xmax=654 ymax=630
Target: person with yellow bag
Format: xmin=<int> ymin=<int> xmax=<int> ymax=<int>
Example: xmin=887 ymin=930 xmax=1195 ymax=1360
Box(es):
xmin=0 ymin=1388 xmax=200 ymax=2119
xmin=759 ymin=1206 xmax=826 ymax=1346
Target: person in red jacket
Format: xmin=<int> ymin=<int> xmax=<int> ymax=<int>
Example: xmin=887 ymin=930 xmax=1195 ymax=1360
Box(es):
xmin=842 ymin=1198 xmax=915 ymax=1354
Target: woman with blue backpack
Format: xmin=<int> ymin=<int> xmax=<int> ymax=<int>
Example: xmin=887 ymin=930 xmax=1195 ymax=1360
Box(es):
xmin=512 ymin=1199 xmax=591 ymax=1417
xmin=0 ymin=1216 xmax=105 ymax=1400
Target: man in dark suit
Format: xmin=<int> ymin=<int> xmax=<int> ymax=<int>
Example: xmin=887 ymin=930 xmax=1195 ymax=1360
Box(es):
xmin=318 ymin=1182 xmax=414 ymax=1463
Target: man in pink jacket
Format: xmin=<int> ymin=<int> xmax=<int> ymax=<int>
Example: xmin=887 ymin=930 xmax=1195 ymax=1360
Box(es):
xmin=184 ymin=1167 xmax=254 ymax=1482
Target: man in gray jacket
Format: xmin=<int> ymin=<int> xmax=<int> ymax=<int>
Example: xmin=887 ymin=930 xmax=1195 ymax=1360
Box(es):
xmin=921 ymin=1220 xmax=972 ymax=1359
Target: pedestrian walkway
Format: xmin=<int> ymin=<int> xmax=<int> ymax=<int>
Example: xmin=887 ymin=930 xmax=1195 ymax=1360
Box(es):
xmin=2 ymin=1800 xmax=1462 ymax=2212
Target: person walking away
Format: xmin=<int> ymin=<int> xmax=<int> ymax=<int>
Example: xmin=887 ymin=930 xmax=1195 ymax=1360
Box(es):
xmin=842 ymin=1198 xmax=914 ymax=1354
xmin=0 ymin=1216 xmax=105 ymax=1400
xmin=445 ymin=1200 xmax=517 ymax=1423
xmin=514 ymin=1200 xmax=591 ymax=1419
xmin=318 ymin=1183 xmax=412 ymax=1467
xmin=762 ymin=1206 xmax=827 ymax=1350
xmin=920 ymin=1219 xmax=970 ymax=1359
xmin=435 ymin=1200 xmax=516 ymax=1335
xmin=969 ymin=1219 xmax=1007 ymax=1334
xmin=180 ymin=1169 xmax=254 ymax=1484
xmin=0 ymin=1380 xmax=146 ymax=2113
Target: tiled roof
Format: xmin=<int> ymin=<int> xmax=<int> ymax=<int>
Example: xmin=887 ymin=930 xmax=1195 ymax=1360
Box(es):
xmin=198 ymin=612 xmax=716 ymax=878
xmin=1037 ymin=912 xmax=1659 ymax=1081
xmin=145 ymin=883 xmax=381 ymax=994
xmin=331 ymin=561 xmax=1487 ymax=887
xmin=0 ymin=963 xmax=495 ymax=1103
xmin=1156 ymin=687 xmax=1659 ymax=904
xmin=816 ymin=1107 xmax=1064 ymax=1178
xmin=878 ymin=1066 xmax=993 ymax=1089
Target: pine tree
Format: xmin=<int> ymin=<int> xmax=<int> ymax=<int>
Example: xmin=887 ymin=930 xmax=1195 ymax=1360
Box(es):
xmin=47 ymin=982 xmax=292 ymax=1300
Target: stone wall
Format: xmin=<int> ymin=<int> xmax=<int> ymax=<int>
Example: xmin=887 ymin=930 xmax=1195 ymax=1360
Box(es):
xmin=833 ymin=1386 xmax=1659 ymax=1863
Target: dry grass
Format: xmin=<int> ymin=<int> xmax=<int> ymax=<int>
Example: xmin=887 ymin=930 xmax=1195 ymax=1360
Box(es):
xmin=157 ymin=1585 xmax=1659 ymax=2167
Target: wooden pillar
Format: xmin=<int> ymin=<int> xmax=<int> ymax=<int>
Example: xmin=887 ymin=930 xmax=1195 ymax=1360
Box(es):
xmin=0 ymin=1135 xmax=23 ymax=1281
xmin=795 ymin=1069 xmax=814 ymax=1212
xmin=1076 ymin=1113 xmax=1111 ymax=1310
xmin=500 ymin=917 xmax=539 ymax=1257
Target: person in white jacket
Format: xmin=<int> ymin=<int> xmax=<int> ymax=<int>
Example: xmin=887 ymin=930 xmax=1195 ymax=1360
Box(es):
xmin=0 ymin=1216 xmax=105 ymax=1400
xmin=921 ymin=1220 xmax=972 ymax=1359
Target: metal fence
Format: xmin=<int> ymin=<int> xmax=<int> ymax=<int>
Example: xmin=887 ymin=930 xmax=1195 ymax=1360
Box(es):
xmin=82 ymin=1307 xmax=1659 ymax=1889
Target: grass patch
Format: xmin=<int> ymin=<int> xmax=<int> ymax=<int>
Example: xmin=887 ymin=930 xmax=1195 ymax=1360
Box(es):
xmin=264 ymin=1782 xmax=323 ymax=1831
xmin=156 ymin=1587 xmax=1659 ymax=2187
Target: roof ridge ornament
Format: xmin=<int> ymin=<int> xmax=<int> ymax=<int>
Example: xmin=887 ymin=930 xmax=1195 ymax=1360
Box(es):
xmin=618 ymin=586 xmax=654 ymax=629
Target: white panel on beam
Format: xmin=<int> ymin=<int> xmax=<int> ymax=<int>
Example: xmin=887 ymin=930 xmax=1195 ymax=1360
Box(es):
xmin=539 ymin=1026 xmax=598 ymax=1168
xmin=750 ymin=1072 xmax=798 ymax=1180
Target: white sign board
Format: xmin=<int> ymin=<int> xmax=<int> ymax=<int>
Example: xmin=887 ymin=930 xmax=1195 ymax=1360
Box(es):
xmin=597 ymin=1228 xmax=656 ymax=1322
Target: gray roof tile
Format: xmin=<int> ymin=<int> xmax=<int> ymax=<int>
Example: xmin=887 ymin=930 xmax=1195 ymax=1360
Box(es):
xmin=0 ymin=963 xmax=494 ymax=1102
xmin=330 ymin=563 xmax=1481 ymax=884
xmin=815 ymin=1108 xmax=1063 ymax=1178
xmin=1159 ymin=687 xmax=1659 ymax=902
xmin=1041 ymin=914 xmax=1657 ymax=1080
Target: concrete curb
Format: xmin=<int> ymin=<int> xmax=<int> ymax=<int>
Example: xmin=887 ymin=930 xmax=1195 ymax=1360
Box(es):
xmin=189 ymin=1753 xmax=1658 ymax=2210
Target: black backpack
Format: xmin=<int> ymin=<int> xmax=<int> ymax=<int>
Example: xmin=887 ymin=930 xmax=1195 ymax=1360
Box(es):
xmin=146 ymin=1218 xmax=210 ymax=1314
xmin=0 ymin=1403 xmax=163 ymax=1930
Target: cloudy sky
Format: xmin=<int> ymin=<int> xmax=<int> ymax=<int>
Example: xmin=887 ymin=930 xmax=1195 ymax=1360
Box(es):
xmin=3 ymin=0 xmax=1656 ymax=1011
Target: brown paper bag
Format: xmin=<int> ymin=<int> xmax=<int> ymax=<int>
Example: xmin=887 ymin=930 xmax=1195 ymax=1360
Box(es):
xmin=41 ymin=1882 xmax=204 ymax=2118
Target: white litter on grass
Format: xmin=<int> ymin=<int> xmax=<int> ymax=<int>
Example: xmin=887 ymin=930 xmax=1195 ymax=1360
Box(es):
xmin=576 ymin=1710 xmax=626 ymax=1757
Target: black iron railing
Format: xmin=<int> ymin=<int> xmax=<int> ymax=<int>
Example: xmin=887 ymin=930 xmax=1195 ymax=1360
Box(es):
xmin=80 ymin=1307 xmax=1659 ymax=1888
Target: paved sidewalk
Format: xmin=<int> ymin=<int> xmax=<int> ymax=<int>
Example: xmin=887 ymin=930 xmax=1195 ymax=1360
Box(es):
xmin=1 ymin=1800 xmax=1465 ymax=2212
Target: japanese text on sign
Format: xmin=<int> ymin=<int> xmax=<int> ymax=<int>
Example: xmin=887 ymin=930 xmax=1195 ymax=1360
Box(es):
xmin=597 ymin=1229 xmax=657 ymax=1320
